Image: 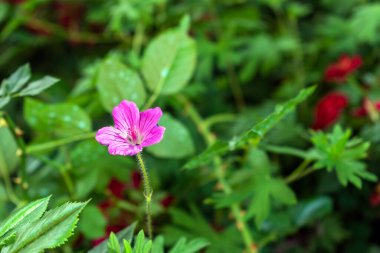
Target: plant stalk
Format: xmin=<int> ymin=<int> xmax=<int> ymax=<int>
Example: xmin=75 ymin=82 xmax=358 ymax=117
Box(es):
xmin=136 ymin=152 xmax=153 ymax=239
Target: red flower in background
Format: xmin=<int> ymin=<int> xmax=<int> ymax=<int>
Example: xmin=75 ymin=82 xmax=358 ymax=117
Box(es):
xmin=160 ymin=195 xmax=174 ymax=208
xmin=107 ymin=178 xmax=127 ymax=199
xmin=312 ymin=92 xmax=348 ymax=130
xmin=353 ymin=99 xmax=380 ymax=117
xmin=324 ymin=55 xmax=362 ymax=83
xmin=370 ymin=183 xmax=380 ymax=207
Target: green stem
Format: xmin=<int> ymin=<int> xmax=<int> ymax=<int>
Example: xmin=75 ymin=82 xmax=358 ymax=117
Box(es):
xmin=26 ymin=132 xmax=96 ymax=154
xmin=37 ymin=156 xmax=75 ymax=198
xmin=3 ymin=113 xmax=27 ymax=192
xmin=226 ymin=62 xmax=245 ymax=111
xmin=261 ymin=144 xmax=309 ymax=159
xmin=132 ymin=22 xmax=145 ymax=56
xmin=176 ymin=95 xmax=256 ymax=253
xmin=204 ymin=113 xmax=236 ymax=128
xmin=143 ymin=77 xmax=165 ymax=110
xmin=136 ymin=152 xmax=153 ymax=239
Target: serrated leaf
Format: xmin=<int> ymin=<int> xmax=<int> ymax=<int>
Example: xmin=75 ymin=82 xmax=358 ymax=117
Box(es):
xmin=184 ymin=86 xmax=315 ymax=169
xmin=96 ymin=58 xmax=146 ymax=112
xmin=17 ymin=76 xmax=59 ymax=96
xmin=169 ymin=238 xmax=209 ymax=253
xmin=0 ymin=196 xmax=50 ymax=245
xmin=133 ymin=231 xmax=145 ymax=253
xmin=147 ymin=114 xmax=194 ymax=158
xmin=107 ymin=233 xmax=121 ymax=253
xmin=123 ymin=240 xmax=132 ymax=253
xmin=310 ymin=125 xmax=376 ymax=188
xmin=89 ymin=223 xmax=137 ymax=253
xmin=24 ymin=98 xmax=91 ymax=138
xmin=3 ymin=201 xmax=87 ymax=253
xmin=142 ymin=28 xmax=196 ymax=95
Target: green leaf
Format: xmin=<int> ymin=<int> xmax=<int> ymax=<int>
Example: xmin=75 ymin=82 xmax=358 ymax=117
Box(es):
xmin=350 ymin=3 xmax=380 ymax=44
xmin=89 ymin=223 xmax=137 ymax=253
xmin=293 ymin=196 xmax=333 ymax=226
xmin=17 ymin=76 xmax=59 ymax=96
xmin=0 ymin=122 xmax=19 ymax=174
xmin=96 ymin=58 xmax=146 ymax=112
xmin=184 ymin=86 xmax=315 ymax=169
xmin=310 ymin=125 xmax=376 ymax=188
xmin=0 ymin=2 xmax=9 ymax=23
xmin=107 ymin=233 xmax=121 ymax=253
xmin=78 ymin=204 xmax=107 ymax=239
xmin=147 ymin=114 xmax=195 ymax=158
xmin=151 ymin=236 xmax=164 ymax=253
xmin=169 ymin=238 xmax=209 ymax=253
xmin=4 ymin=64 xmax=31 ymax=94
xmin=24 ymin=98 xmax=92 ymax=138
xmin=0 ymin=196 xmax=50 ymax=240
xmin=123 ymin=239 xmax=133 ymax=253
xmin=3 ymin=201 xmax=87 ymax=253
xmin=133 ymin=230 xmax=145 ymax=253
xmin=0 ymin=96 xmax=10 ymax=108
xmin=141 ymin=28 xmax=196 ymax=95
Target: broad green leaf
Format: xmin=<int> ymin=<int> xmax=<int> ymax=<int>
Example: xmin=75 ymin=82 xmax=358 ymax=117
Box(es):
xmin=89 ymin=223 xmax=137 ymax=253
xmin=293 ymin=196 xmax=333 ymax=226
xmin=141 ymin=28 xmax=196 ymax=95
xmin=24 ymin=98 xmax=91 ymax=138
xmin=151 ymin=236 xmax=164 ymax=253
xmin=147 ymin=114 xmax=195 ymax=158
xmin=17 ymin=76 xmax=59 ymax=96
xmin=4 ymin=64 xmax=31 ymax=94
xmin=96 ymin=58 xmax=146 ymax=112
xmin=0 ymin=122 xmax=19 ymax=173
xmin=78 ymin=204 xmax=107 ymax=239
xmin=0 ymin=96 xmax=10 ymax=108
xmin=107 ymin=233 xmax=121 ymax=253
xmin=0 ymin=2 xmax=9 ymax=23
xmin=350 ymin=4 xmax=380 ymax=44
xmin=0 ymin=196 xmax=50 ymax=239
xmin=3 ymin=201 xmax=87 ymax=253
xmin=184 ymin=86 xmax=315 ymax=169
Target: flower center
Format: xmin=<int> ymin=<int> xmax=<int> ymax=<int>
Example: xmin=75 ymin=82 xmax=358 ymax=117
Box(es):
xmin=120 ymin=126 xmax=142 ymax=145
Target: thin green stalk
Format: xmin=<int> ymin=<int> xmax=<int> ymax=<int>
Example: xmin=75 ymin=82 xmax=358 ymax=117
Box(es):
xmin=176 ymin=95 xmax=256 ymax=253
xmin=26 ymin=132 xmax=96 ymax=154
xmin=136 ymin=152 xmax=153 ymax=239
xmin=37 ymin=156 xmax=75 ymax=198
xmin=204 ymin=113 xmax=236 ymax=128
xmin=262 ymin=144 xmax=309 ymax=159
xmin=143 ymin=77 xmax=165 ymax=110
xmin=132 ymin=22 xmax=145 ymax=56
xmin=3 ymin=113 xmax=27 ymax=191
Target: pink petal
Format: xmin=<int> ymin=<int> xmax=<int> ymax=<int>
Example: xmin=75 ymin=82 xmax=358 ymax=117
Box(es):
xmin=112 ymin=100 xmax=140 ymax=132
xmin=95 ymin=127 xmax=122 ymax=145
xmin=139 ymin=107 xmax=163 ymax=138
xmin=108 ymin=141 xmax=142 ymax=156
xmin=141 ymin=126 xmax=165 ymax=147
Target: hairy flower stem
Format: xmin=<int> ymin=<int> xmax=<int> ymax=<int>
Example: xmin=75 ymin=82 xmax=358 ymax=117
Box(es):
xmin=176 ymin=95 xmax=257 ymax=253
xmin=136 ymin=152 xmax=153 ymax=239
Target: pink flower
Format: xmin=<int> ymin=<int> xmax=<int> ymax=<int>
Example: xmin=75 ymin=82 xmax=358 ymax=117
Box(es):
xmin=96 ymin=100 xmax=165 ymax=156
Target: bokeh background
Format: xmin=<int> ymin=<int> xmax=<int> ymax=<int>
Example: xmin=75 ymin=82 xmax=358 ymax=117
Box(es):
xmin=1 ymin=0 xmax=380 ymax=252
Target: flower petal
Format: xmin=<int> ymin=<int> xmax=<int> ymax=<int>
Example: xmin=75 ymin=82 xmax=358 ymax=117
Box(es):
xmin=141 ymin=126 xmax=165 ymax=147
xmin=139 ymin=107 xmax=163 ymax=137
xmin=95 ymin=126 xmax=122 ymax=146
xmin=108 ymin=141 xmax=142 ymax=156
xmin=112 ymin=100 xmax=140 ymax=132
